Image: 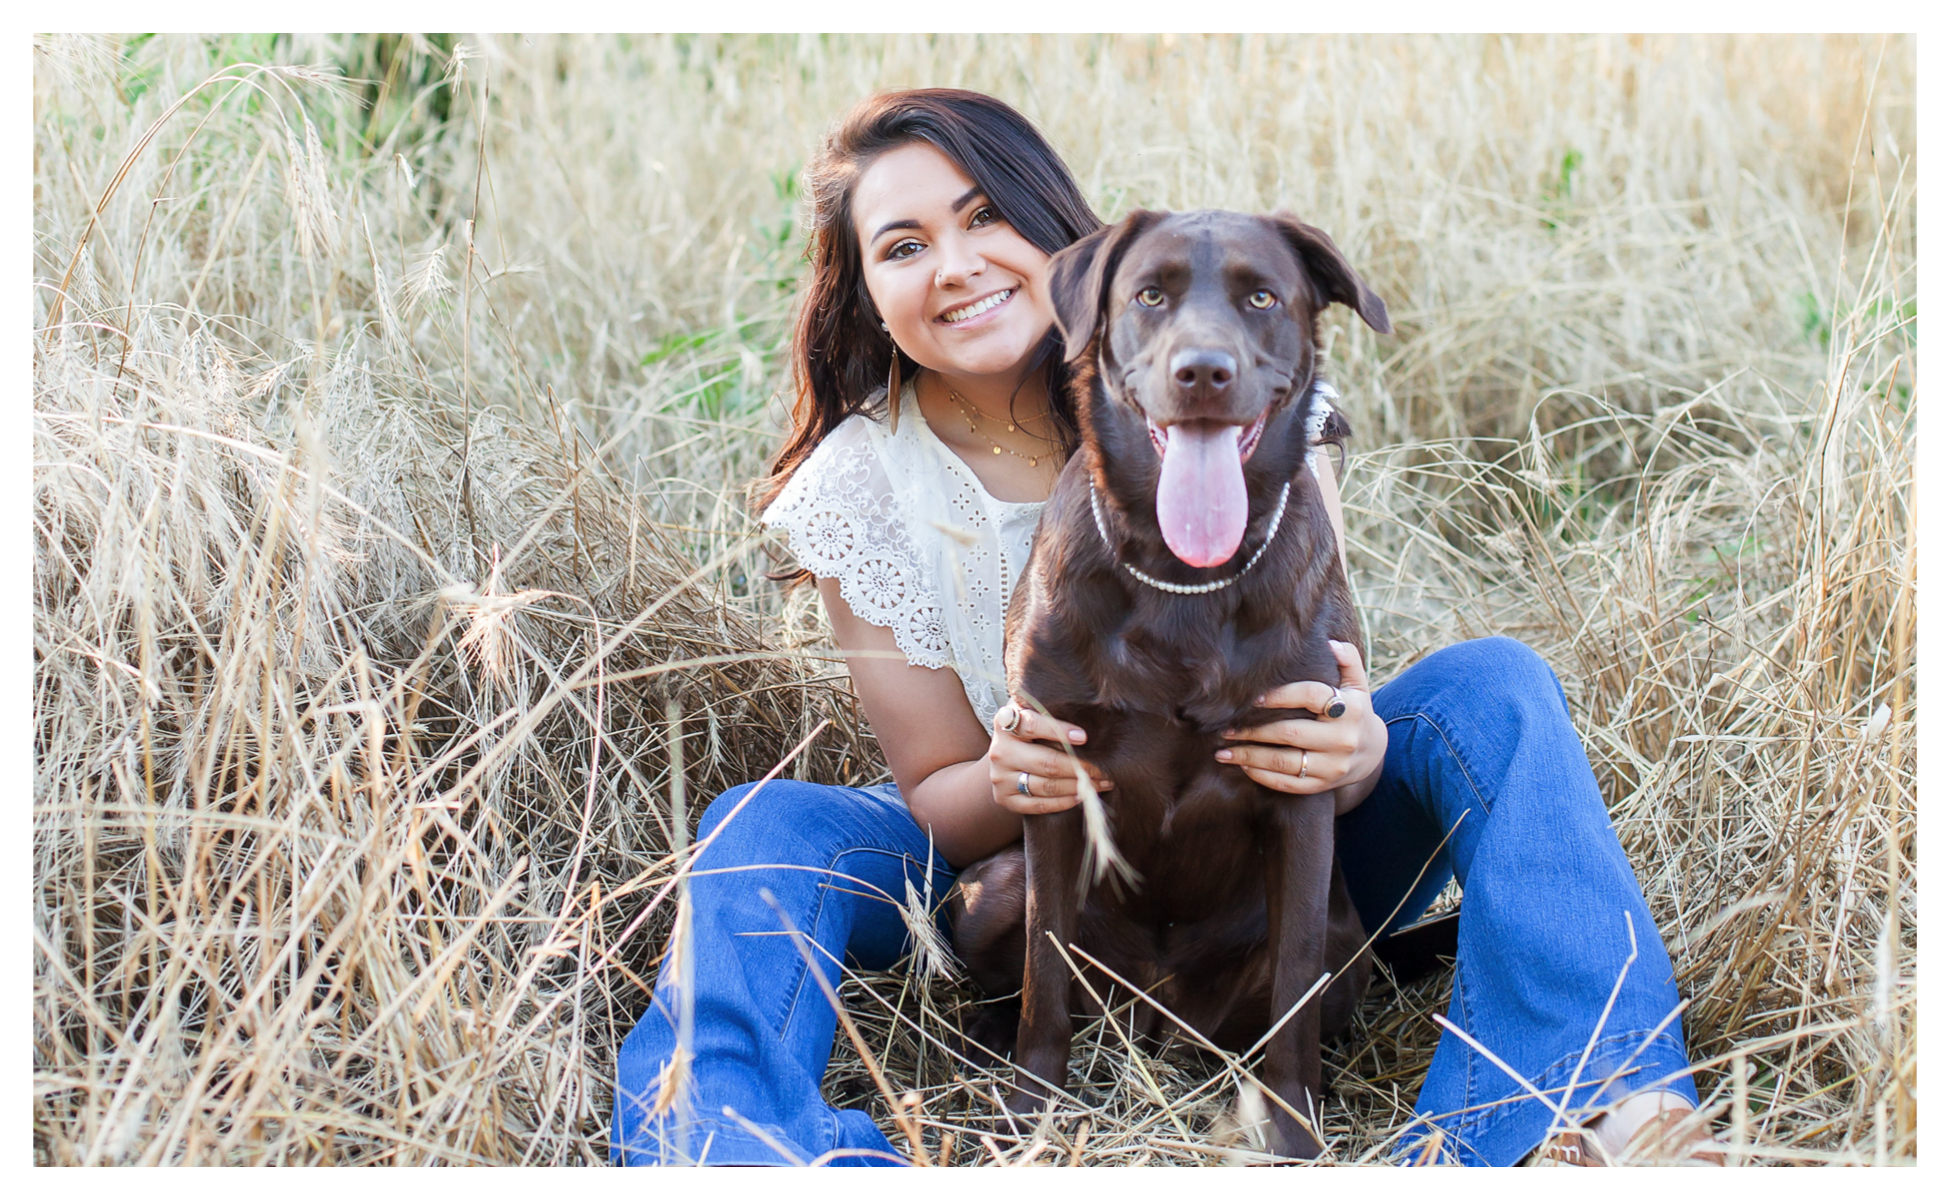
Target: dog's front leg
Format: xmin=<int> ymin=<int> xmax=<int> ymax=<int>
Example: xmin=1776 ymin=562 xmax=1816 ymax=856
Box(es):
xmin=1262 ymin=795 xmax=1337 ymax=1160
xmin=1010 ymin=807 xmax=1085 ymax=1118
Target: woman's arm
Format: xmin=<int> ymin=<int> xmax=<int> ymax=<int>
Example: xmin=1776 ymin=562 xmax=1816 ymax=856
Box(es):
xmin=815 ymin=577 xmax=1110 ymax=867
xmin=1316 ymin=444 xmax=1350 ymax=578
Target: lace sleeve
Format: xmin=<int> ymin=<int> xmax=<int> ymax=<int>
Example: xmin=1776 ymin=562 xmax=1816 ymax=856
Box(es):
xmin=760 ymin=417 xmax=954 ymax=671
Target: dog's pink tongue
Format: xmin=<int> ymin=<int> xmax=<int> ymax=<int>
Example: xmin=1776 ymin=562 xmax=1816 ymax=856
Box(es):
xmin=1155 ymin=422 xmax=1248 ymax=568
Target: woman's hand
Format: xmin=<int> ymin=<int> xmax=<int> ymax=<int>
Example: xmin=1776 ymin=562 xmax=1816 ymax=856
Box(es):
xmin=987 ymin=702 xmax=1115 ymax=816
xmin=1215 ymin=640 xmax=1387 ymax=815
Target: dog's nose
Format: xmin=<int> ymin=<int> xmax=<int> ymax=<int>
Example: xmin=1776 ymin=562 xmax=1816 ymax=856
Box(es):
xmin=1170 ymin=349 xmax=1236 ymax=395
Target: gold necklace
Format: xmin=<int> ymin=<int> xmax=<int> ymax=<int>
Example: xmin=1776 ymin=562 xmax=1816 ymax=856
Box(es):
xmin=946 ymin=386 xmax=1056 ymax=468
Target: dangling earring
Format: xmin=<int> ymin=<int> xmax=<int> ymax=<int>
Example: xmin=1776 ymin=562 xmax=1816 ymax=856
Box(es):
xmin=882 ymin=323 xmax=901 ymax=434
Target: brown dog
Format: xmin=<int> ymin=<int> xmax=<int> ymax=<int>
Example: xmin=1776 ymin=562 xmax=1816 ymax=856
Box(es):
xmin=948 ymin=210 xmax=1391 ymax=1160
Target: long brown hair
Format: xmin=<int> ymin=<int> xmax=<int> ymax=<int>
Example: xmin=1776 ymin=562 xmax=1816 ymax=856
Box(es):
xmin=757 ymin=89 xmax=1102 ymax=521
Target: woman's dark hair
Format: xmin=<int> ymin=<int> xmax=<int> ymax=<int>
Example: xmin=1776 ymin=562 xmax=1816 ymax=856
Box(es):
xmin=756 ymin=89 xmax=1102 ymax=519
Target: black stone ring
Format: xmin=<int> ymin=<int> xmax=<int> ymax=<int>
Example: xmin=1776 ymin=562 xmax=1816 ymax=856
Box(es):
xmin=1325 ymin=687 xmax=1347 ymax=719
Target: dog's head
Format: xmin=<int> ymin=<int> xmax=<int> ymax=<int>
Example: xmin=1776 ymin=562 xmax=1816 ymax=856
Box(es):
xmin=1049 ymin=210 xmax=1389 ymax=568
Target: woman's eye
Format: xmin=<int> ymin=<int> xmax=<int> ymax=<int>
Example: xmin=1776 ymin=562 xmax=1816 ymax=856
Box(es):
xmin=970 ymin=205 xmax=999 ymax=228
xmin=887 ymin=239 xmax=924 ymax=261
xmin=1136 ymin=287 xmax=1165 ymax=308
xmin=1248 ymin=290 xmax=1277 ymax=310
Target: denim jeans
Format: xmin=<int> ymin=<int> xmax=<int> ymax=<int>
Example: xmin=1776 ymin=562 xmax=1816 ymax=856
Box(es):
xmin=611 ymin=637 xmax=1697 ymax=1166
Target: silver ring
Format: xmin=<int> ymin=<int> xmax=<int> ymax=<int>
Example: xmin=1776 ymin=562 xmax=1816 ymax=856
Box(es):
xmin=1300 ymin=751 xmax=1310 ymax=779
xmin=1325 ymin=687 xmax=1346 ymax=719
xmin=1016 ymin=771 xmax=1033 ymax=797
xmin=998 ymin=703 xmax=1025 ymax=734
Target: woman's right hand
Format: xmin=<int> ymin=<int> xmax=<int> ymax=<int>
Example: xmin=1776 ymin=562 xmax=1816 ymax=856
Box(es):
xmin=988 ymin=700 xmax=1114 ymax=815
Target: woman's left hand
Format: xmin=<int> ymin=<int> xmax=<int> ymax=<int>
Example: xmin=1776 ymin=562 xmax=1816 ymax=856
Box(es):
xmin=1216 ymin=640 xmax=1387 ymax=815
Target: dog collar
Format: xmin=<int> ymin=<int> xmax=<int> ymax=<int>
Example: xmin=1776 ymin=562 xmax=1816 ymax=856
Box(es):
xmin=1088 ymin=478 xmax=1291 ymax=596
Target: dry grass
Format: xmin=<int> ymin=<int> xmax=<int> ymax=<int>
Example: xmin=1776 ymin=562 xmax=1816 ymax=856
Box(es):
xmin=32 ymin=33 xmax=1913 ymax=1165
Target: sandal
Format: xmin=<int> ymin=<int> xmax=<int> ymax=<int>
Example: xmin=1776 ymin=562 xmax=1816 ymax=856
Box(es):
xmin=1528 ymin=1127 xmax=1600 ymax=1166
xmin=1624 ymin=1107 xmax=1727 ymax=1166
xmin=1527 ymin=1104 xmax=1726 ymax=1167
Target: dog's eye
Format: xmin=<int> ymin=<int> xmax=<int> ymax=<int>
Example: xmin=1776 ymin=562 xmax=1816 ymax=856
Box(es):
xmin=1248 ymin=289 xmax=1278 ymax=310
xmin=1136 ymin=287 xmax=1165 ymax=308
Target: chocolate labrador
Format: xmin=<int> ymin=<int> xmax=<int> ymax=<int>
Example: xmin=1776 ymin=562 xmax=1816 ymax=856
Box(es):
xmin=948 ymin=210 xmax=1391 ymax=1160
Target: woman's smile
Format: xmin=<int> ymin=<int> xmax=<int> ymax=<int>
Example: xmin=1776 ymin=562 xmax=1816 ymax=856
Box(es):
xmin=938 ymin=286 xmax=1016 ymax=326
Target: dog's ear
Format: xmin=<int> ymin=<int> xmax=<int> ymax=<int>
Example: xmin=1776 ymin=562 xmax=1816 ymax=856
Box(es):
xmin=1270 ymin=214 xmax=1391 ymax=334
xmin=1048 ymin=210 xmax=1162 ymax=362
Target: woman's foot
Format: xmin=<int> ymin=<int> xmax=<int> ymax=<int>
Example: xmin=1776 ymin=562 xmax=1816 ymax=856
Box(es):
xmin=1529 ymin=1093 xmax=1725 ymax=1166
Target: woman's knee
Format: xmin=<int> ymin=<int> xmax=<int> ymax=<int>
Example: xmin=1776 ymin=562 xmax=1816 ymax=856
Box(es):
xmin=1446 ymin=636 xmax=1559 ymax=689
xmin=693 ymin=779 xmax=843 ymax=869
xmin=1381 ymin=636 xmax=1567 ymax=719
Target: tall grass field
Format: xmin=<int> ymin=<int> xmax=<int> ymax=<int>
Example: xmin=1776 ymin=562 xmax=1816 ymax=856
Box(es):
xmin=32 ymin=33 xmax=1914 ymax=1165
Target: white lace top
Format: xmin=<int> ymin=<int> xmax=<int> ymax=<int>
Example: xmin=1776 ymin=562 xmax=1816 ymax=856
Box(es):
xmin=761 ymin=380 xmax=1044 ymax=729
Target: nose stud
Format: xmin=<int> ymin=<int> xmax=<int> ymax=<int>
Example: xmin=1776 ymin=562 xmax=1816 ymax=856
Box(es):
xmin=936 ymin=259 xmax=984 ymax=289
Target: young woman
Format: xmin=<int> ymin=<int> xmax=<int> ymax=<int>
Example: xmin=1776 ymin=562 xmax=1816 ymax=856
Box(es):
xmin=612 ymin=88 xmax=1715 ymax=1168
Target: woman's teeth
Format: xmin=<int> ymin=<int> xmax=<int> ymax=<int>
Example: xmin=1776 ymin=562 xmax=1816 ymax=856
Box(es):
xmin=942 ymin=289 xmax=1014 ymax=324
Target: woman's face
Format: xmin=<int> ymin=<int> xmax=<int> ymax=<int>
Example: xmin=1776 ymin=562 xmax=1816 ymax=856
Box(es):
xmin=852 ymin=142 xmax=1056 ymax=386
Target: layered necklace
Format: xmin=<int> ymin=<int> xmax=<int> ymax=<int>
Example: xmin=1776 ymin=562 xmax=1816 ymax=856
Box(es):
xmin=945 ymin=385 xmax=1057 ymax=468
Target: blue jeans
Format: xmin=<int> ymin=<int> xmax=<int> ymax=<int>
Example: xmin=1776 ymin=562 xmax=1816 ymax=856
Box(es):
xmin=611 ymin=637 xmax=1697 ymax=1166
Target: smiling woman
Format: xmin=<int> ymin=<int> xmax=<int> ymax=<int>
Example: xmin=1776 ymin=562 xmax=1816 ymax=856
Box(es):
xmin=613 ymin=90 xmax=1115 ymax=1166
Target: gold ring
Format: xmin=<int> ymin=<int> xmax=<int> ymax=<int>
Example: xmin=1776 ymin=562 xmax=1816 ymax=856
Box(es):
xmin=1300 ymin=750 xmax=1310 ymax=779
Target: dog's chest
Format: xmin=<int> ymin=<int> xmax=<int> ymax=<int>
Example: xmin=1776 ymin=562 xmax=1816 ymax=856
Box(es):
xmin=1023 ymin=595 xmax=1314 ymax=733
xmin=1075 ymin=752 xmax=1278 ymax=942
xmin=1066 ymin=704 xmax=1279 ymax=853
